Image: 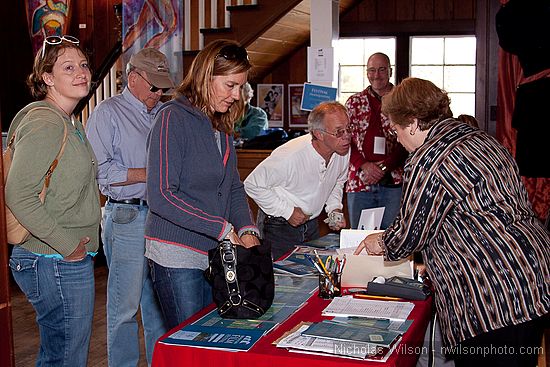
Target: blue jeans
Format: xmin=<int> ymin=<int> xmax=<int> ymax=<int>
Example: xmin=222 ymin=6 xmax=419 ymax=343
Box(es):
xmin=347 ymin=185 xmax=403 ymax=229
xmin=149 ymin=262 xmax=212 ymax=330
xmin=9 ymin=246 xmax=94 ymax=367
xmin=258 ymin=210 xmax=320 ymax=260
xmin=102 ymin=202 xmax=166 ymax=367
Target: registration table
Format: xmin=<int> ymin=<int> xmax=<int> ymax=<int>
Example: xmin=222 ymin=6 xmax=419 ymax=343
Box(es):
xmin=152 ymin=293 xmax=433 ymax=367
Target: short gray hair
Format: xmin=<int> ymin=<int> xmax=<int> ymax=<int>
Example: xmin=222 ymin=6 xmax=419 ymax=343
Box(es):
xmin=308 ymin=101 xmax=348 ymax=133
xmin=242 ymin=82 xmax=254 ymax=102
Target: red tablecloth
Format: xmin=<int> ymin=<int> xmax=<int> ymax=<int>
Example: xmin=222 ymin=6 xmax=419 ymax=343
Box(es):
xmin=152 ymin=294 xmax=433 ymax=367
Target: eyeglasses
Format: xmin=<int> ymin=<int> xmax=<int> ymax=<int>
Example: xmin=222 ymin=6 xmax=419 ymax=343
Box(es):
xmin=318 ymin=127 xmax=352 ymax=139
xmin=388 ymin=122 xmax=397 ymax=136
xmin=366 ymin=66 xmax=389 ymax=74
xmin=134 ymin=71 xmax=170 ymax=93
xmin=216 ymin=44 xmax=249 ymax=62
xmin=41 ymin=35 xmax=80 ymax=58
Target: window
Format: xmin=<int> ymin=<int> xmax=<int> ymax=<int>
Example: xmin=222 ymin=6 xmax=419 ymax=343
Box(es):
xmin=335 ymin=37 xmax=396 ymax=105
xmin=335 ymin=35 xmax=476 ymax=118
xmin=410 ymin=36 xmax=476 ymax=117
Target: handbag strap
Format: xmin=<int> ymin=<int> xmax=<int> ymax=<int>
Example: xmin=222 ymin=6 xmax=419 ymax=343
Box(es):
xmin=219 ymin=240 xmax=243 ymax=308
xmin=8 ymin=106 xmax=70 ymax=202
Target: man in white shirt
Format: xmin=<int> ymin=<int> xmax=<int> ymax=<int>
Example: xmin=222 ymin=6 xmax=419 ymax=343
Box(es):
xmin=244 ymin=101 xmax=350 ymax=259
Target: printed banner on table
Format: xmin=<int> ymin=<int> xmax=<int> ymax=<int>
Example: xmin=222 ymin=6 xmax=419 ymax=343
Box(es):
xmin=257 ymin=84 xmax=284 ymax=127
xmin=288 ymin=84 xmax=309 ymax=127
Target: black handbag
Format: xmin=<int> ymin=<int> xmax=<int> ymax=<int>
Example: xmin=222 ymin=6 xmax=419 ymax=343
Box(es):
xmin=204 ymin=239 xmax=275 ymax=319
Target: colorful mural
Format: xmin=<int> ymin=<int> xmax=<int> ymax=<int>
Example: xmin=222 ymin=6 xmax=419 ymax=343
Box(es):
xmin=122 ymin=0 xmax=183 ymax=85
xmin=26 ymin=0 xmax=72 ymax=56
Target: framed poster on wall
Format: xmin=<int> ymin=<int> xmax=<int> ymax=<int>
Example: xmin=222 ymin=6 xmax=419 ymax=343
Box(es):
xmin=257 ymin=84 xmax=284 ymax=127
xmin=288 ymin=84 xmax=309 ymax=127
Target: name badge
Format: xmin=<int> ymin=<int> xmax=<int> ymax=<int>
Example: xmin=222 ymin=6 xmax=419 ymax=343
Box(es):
xmin=373 ymin=136 xmax=386 ymax=155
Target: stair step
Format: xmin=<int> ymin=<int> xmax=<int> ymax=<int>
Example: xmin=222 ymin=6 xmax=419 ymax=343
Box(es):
xmin=226 ymin=4 xmax=258 ymax=12
xmin=200 ymin=27 xmax=231 ymax=35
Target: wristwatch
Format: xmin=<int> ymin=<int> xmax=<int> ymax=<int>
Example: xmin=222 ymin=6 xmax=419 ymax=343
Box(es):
xmin=377 ymin=162 xmax=387 ymax=172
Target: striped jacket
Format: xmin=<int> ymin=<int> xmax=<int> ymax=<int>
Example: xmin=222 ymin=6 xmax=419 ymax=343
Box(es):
xmin=383 ymin=118 xmax=550 ymax=347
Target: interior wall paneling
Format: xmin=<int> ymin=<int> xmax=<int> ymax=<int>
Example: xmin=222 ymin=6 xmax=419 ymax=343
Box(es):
xmin=395 ymin=0 xmax=414 ymax=21
xmin=415 ymin=0 xmax=435 ymax=20
xmin=434 ymin=0 xmax=453 ymax=20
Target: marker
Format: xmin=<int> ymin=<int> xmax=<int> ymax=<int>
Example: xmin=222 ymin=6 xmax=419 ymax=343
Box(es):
xmin=353 ymin=294 xmax=404 ymax=301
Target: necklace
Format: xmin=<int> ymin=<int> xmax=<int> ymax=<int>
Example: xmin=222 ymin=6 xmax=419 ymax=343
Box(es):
xmin=45 ymin=97 xmax=72 ymax=118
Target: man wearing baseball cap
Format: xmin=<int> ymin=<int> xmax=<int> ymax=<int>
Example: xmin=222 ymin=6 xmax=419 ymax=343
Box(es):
xmin=86 ymin=48 xmax=174 ymax=366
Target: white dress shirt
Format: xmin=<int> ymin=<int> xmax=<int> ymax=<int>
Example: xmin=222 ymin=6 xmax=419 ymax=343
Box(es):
xmin=244 ymin=134 xmax=349 ymax=220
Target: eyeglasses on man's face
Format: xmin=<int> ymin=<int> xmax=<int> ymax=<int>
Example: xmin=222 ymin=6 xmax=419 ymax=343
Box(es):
xmin=216 ymin=44 xmax=249 ymax=62
xmin=318 ymin=126 xmax=352 ymax=139
xmin=366 ymin=66 xmax=389 ymax=75
xmin=134 ymin=71 xmax=170 ymax=93
xmin=41 ymin=35 xmax=80 ymax=58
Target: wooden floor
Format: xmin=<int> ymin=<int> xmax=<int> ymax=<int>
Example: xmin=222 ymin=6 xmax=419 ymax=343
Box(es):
xmin=11 ymin=265 xmax=148 ymax=367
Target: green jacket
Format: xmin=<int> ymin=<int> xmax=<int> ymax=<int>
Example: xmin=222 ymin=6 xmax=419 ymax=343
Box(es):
xmin=6 ymin=101 xmax=100 ymax=256
xmin=235 ymin=104 xmax=268 ymax=140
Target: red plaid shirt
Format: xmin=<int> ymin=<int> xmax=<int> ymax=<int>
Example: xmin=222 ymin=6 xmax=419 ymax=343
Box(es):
xmin=344 ymin=86 xmax=407 ymax=193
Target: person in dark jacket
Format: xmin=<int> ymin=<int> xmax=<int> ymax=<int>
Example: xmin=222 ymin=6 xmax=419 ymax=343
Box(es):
xmin=145 ymin=39 xmax=261 ymax=328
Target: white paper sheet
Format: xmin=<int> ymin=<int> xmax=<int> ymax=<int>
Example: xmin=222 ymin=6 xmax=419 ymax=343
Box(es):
xmin=338 ymin=229 xmax=413 ymax=287
xmin=357 ymin=207 xmax=385 ymax=230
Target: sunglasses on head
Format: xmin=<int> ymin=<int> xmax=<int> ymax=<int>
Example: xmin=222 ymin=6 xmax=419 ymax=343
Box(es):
xmin=134 ymin=71 xmax=170 ymax=93
xmin=41 ymin=35 xmax=80 ymax=58
xmin=216 ymin=44 xmax=249 ymax=62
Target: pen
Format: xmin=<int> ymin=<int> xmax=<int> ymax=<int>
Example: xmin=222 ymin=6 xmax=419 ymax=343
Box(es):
xmin=314 ymin=250 xmax=339 ymax=292
xmin=353 ymin=294 xmax=404 ymax=301
xmin=325 ymin=256 xmax=332 ymax=270
xmin=304 ymin=254 xmax=324 ymax=274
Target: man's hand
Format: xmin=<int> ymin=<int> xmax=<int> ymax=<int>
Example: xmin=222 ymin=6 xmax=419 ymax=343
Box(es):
xmin=326 ymin=210 xmax=347 ymax=231
xmin=288 ymin=207 xmax=310 ymax=227
xmin=360 ymin=161 xmax=385 ymax=185
xmin=64 ymin=237 xmax=90 ymax=262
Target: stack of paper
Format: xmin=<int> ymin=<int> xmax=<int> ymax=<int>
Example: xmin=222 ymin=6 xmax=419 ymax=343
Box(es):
xmin=321 ymin=297 xmax=415 ymax=321
xmin=276 ymin=324 xmax=399 ymax=361
xmin=302 ymin=321 xmax=401 ymax=348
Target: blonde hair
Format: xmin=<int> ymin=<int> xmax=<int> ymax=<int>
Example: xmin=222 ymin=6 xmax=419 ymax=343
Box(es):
xmin=175 ymin=39 xmax=251 ymax=134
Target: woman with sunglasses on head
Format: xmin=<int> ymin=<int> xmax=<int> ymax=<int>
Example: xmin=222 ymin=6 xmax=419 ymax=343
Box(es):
xmin=145 ymin=39 xmax=261 ymax=328
xmin=354 ymin=77 xmax=550 ymax=367
xmin=6 ymin=36 xmax=100 ymax=366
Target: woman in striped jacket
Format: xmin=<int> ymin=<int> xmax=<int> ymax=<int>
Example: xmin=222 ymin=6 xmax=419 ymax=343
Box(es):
xmin=355 ymin=77 xmax=549 ymax=367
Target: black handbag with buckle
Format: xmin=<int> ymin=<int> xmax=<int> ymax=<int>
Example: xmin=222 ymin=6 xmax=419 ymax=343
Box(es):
xmin=204 ymin=239 xmax=274 ymax=319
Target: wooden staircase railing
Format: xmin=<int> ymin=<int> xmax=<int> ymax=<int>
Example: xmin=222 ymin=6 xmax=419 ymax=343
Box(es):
xmin=77 ymin=0 xmax=299 ymax=123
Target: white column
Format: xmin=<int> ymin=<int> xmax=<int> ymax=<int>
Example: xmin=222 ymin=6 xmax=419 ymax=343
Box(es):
xmin=308 ymin=0 xmax=339 ymax=87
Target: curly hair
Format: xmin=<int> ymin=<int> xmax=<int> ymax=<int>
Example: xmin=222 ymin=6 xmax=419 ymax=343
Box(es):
xmin=174 ymin=39 xmax=252 ymax=134
xmin=381 ymin=77 xmax=453 ymax=130
xmin=26 ymin=40 xmax=89 ymax=100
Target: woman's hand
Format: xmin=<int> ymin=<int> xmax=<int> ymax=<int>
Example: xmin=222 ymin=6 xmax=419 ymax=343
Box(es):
xmin=226 ymin=229 xmax=259 ymax=248
xmin=64 ymin=236 xmax=90 ymax=262
xmin=354 ymin=233 xmax=384 ymax=255
xmin=240 ymin=234 xmax=260 ymax=248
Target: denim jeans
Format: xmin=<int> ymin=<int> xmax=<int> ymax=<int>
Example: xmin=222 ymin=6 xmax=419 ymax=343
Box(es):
xmin=258 ymin=210 xmax=320 ymax=260
xmin=102 ymin=202 xmax=166 ymax=367
xmin=9 ymin=246 xmax=94 ymax=367
xmin=149 ymin=261 xmax=212 ymax=330
xmin=347 ymin=185 xmax=403 ymax=229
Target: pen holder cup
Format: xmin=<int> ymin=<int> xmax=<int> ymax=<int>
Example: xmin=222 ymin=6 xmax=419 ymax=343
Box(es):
xmin=318 ymin=271 xmax=342 ymax=299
